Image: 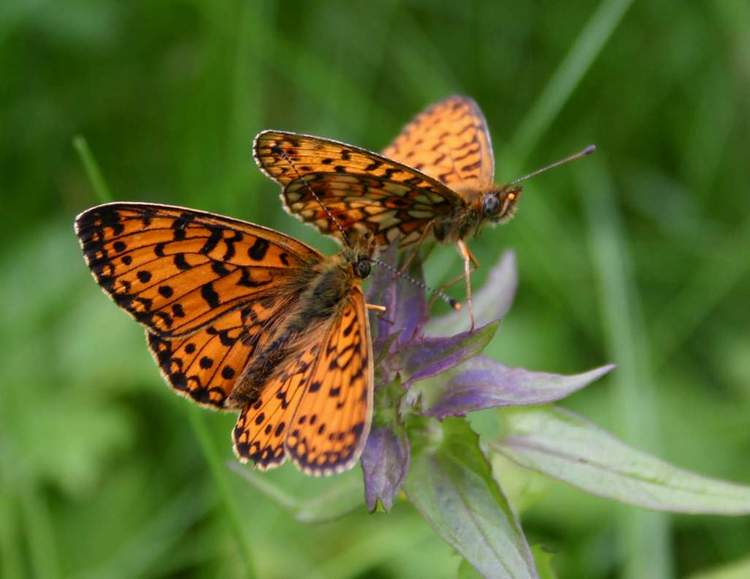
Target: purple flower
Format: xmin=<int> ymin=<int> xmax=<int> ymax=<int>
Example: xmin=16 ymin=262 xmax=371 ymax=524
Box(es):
xmin=237 ymin=248 xmax=750 ymax=578
xmin=363 ymin=250 xmax=612 ymax=513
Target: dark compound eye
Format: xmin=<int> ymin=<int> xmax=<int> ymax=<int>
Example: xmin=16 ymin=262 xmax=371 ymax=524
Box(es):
xmin=355 ymin=259 xmax=371 ymax=278
xmin=482 ymin=194 xmax=500 ymax=215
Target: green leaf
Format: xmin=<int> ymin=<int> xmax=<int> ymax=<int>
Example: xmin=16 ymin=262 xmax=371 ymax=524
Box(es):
xmin=492 ymin=407 xmax=750 ymax=514
xmin=405 ymin=418 xmax=538 ymax=579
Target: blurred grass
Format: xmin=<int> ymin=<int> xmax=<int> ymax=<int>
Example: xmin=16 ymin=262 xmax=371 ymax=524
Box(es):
xmin=581 ymin=160 xmax=670 ymax=579
xmin=2 ymin=0 xmax=750 ymax=578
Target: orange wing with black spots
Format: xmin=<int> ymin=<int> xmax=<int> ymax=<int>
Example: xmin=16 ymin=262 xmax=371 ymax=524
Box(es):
xmin=253 ymin=130 xmax=462 ymax=247
xmin=233 ymin=341 xmax=320 ymax=470
xmin=382 ymin=95 xmax=495 ymax=190
xmin=233 ymin=288 xmax=373 ymax=475
xmin=147 ymin=294 xmax=295 ymax=409
xmin=285 ymin=287 xmax=372 ymax=475
xmin=75 ymin=203 xmax=318 ymax=337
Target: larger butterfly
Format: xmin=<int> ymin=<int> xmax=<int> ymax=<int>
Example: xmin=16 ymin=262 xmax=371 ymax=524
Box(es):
xmin=253 ymin=95 xmax=593 ymax=324
xmin=75 ymin=203 xmax=375 ymax=475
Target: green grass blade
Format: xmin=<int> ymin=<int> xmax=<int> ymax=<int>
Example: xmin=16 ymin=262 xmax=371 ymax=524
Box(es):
xmin=508 ymin=0 xmax=635 ymax=164
xmin=651 ymin=215 xmax=750 ymax=366
xmin=19 ymin=485 xmax=60 ymax=579
xmin=76 ymin=487 xmax=213 ymax=579
xmin=187 ymin=409 xmax=257 ymax=578
xmin=0 ymin=492 xmax=24 ymax=579
xmin=72 ymin=135 xmax=113 ymax=203
xmin=580 ymin=160 xmax=672 ymax=579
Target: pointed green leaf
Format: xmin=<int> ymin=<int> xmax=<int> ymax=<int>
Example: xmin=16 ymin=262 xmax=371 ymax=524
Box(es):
xmin=405 ymin=418 xmax=538 ymax=579
xmin=492 ymin=407 xmax=750 ymax=515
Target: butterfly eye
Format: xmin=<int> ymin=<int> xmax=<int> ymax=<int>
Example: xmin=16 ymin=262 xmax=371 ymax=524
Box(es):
xmin=355 ymin=259 xmax=371 ymax=279
xmin=482 ymin=194 xmax=500 ymax=216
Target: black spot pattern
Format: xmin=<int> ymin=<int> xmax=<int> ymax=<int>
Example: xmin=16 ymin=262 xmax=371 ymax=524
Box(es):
xmin=201 ymin=283 xmax=220 ymax=308
xmin=248 ymin=238 xmax=269 ymax=261
xmin=173 ymin=254 xmax=190 ymax=270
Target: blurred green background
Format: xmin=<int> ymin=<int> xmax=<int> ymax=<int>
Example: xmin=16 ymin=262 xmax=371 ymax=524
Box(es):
xmin=2 ymin=1 xmax=750 ymax=578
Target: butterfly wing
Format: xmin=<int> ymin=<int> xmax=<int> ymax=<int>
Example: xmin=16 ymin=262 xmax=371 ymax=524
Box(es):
xmin=76 ymin=202 xmax=320 ymax=409
xmin=382 ymin=95 xmax=495 ymax=190
xmin=75 ymin=203 xmax=320 ymax=338
xmin=285 ymin=286 xmax=373 ymax=475
xmin=233 ymin=338 xmax=320 ymax=469
xmin=147 ymin=292 xmax=296 ymax=409
xmin=253 ymin=131 xmax=463 ymax=247
xmin=232 ymin=286 xmax=373 ymax=475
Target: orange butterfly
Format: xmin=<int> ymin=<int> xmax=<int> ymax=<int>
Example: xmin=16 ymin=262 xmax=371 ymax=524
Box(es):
xmin=75 ymin=203 xmax=376 ymax=475
xmin=253 ymin=95 xmax=593 ymax=324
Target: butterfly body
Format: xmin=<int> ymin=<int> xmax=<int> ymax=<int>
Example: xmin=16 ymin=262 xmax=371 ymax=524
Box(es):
xmin=76 ymin=202 xmax=375 ymax=475
xmin=229 ymin=240 xmax=372 ymax=408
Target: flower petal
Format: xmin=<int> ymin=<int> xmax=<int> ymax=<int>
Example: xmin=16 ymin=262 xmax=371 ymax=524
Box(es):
xmin=400 ymin=322 xmax=499 ymax=389
xmin=427 ymin=250 xmax=517 ymax=336
xmin=367 ymin=244 xmax=399 ymax=347
xmin=425 ymin=357 xmax=614 ymax=419
xmin=367 ymin=247 xmax=427 ymax=347
xmin=360 ymin=425 xmax=410 ymax=511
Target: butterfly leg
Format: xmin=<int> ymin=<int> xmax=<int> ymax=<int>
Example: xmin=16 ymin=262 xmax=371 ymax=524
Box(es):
xmin=366 ymin=304 xmax=387 ymax=312
xmin=457 ymin=240 xmax=476 ymax=331
xmin=425 ymin=249 xmax=479 ymax=310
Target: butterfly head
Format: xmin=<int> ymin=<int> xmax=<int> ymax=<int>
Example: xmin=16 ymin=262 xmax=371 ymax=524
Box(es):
xmin=481 ymin=144 xmax=596 ymax=226
xmin=343 ymin=229 xmax=376 ymax=280
xmin=481 ymin=185 xmax=521 ymax=224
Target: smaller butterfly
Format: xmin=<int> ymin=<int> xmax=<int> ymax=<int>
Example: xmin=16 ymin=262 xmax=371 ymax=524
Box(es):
xmin=253 ymin=96 xmax=594 ymax=326
xmin=75 ymin=202 xmax=379 ymax=475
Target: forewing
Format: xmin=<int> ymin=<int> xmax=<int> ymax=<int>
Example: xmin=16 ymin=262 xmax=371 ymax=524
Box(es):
xmin=147 ymin=293 xmax=295 ymax=409
xmin=382 ymin=95 xmax=495 ymax=189
xmin=75 ymin=203 xmax=320 ymax=337
xmin=253 ymin=131 xmax=462 ymax=247
xmin=285 ymin=287 xmax=373 ymax=476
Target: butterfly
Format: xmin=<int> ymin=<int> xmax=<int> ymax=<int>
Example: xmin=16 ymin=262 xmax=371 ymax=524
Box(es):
xmin=75 ymin=202 xmax=377 ymax=475
xmin=253 ymin=95 xmax=594 ymax=325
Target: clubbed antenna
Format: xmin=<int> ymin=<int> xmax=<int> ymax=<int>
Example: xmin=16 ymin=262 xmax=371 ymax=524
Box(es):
xmin=509 ymin=144 xmax=596 ymax=186
xmin=372 ymin=258 xmax=461 ymax=311
xmin=277 ymin=148 xmax=350 ymax=244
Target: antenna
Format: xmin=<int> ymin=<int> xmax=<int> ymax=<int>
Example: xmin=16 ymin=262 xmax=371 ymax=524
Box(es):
xmin=277 ymin=148 xmax=350 ymax=244
xmin=372 ymin=257 xmax=461 ymax=311
xmin=509 ymin=144 xmax=596 ymax=186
